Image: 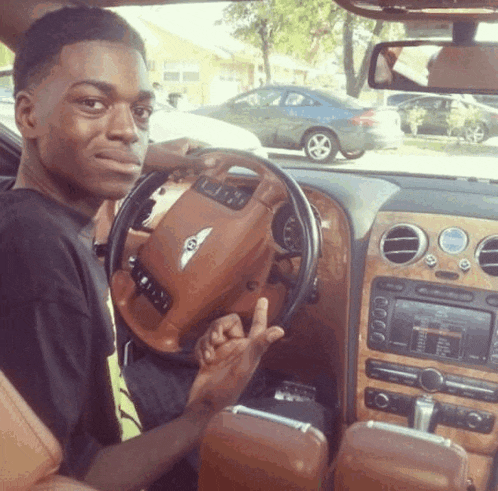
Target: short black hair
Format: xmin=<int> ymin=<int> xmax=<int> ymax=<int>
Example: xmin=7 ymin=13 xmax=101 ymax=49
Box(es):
xmin=14 ymin=6 xmax=146 ymax=95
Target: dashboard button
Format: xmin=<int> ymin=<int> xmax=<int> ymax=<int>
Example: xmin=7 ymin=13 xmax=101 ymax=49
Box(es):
xmin=373 ymin=308 xmax=387 ymax=319
xmin=419 ymin=368 xmax=444 ymax=392
xmin=378 ymin=280 xmax=404 ymax=292
xmin=374 ymin=296 xmax=388 ymax=307
xmin=371 ymin=320 xmax=386 ymax=331
xmin=466 ymin=412 xmax=484 ymax=430
xmin=487 ymin=295 xmax=498 ymax=307
xmin=374 ymin=392 xmax=390 ymax=409
xmin=369 ymin=332 xmax=386 ymax=344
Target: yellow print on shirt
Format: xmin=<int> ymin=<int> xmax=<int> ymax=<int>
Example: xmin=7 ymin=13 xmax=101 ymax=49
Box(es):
xmin=106 ymin=292 xmax=142 ymax=441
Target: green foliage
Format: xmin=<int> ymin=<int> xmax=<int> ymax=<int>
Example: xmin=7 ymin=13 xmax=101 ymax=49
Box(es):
xmin=219 ymin=0 xmax=405 ymax=94
xmin=446 ymin=103 xmax=482 ymax=138
xmin=406 ymin=106 xmax=427 ymax=136
xmin=221 ymin=1 xmax=282 ymax=50
xmin=0 ymin=45 xmax=13 ymax=65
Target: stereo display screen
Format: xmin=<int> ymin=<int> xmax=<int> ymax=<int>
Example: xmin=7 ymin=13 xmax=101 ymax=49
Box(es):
xmin=390 ymin=299 xmax=492 ymax=362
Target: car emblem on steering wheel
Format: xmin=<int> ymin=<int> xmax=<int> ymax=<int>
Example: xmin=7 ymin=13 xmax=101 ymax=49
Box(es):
xmin=180 ymin=227 xmax=213 ymax=270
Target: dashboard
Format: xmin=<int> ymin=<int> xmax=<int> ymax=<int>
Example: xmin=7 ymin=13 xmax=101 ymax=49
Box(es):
xmin=120 ymin=167 xmax=498 ymax=491
xmin=279 ymin=168 xmax=498 ymax=490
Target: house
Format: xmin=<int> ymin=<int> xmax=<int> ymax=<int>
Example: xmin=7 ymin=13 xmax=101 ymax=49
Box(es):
xmin=123 ymin=14 xmax=315 ymax=107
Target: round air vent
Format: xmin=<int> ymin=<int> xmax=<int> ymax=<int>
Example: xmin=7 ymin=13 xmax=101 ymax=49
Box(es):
xmin=476 ymin=236 xmax=498 ymax=276
xmin=381 ymin=224 xmax=427 ymax=265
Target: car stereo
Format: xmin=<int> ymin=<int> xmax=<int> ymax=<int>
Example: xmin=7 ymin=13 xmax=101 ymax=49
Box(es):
xmin=368 ymin=277 xmax=498 ymax=369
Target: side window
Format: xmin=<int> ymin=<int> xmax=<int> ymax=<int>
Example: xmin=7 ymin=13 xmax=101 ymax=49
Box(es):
xmin=255 ymin=89 xmax=282 ymax=107
xmin=232 ymin=93 xmax=258 ymax=108
xmin=232 ymin=89 xmax=282 ymax=108
xmin=417 ymin=98 xmax=436 ymax=109
xmin=450 ymin=99 xmax=464 ymax=110
xmin=284 ymin=92 xmax=318 ymax=107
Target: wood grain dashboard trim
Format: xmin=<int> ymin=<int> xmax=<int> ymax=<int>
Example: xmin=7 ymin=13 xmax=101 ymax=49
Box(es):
xmin=357 ymin=211 xmax=498 ymax=488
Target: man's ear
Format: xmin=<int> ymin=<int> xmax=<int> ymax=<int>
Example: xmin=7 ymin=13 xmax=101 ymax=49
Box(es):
xmin=15 ymin=90 xmax=40 ymax=139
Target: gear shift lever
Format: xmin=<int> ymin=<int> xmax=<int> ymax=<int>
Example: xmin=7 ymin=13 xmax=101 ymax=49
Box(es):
xmin=409 ymin=395 xmax=441 ymax=433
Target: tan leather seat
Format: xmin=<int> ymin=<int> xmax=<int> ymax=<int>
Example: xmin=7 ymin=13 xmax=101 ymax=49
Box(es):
xmin=334 ymin=421 xmax=469 ymax=491
xmin=0 ymin=371 xmax=96 ymax=491
xmin=198 ymin=405 xmax=329 ymax=491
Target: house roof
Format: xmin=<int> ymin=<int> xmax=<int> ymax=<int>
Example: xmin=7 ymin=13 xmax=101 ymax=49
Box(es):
xmin=115 ymin=5 xmax=313 ymax=71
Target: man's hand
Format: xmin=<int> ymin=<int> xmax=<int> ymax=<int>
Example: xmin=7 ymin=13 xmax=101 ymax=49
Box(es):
xmin=143 ymin=138 xmax=209 ymax=174
xmin=186 ymin=298 xmax=285 ymax=415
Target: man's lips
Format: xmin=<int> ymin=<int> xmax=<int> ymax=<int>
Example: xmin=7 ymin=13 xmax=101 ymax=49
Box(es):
xmin=94 ymin=149 xmax=141 ymax=166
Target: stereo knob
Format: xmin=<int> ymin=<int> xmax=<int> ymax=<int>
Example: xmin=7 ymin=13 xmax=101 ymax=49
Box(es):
xmin=374 ymin=392 xmax=390 ymax=409
xmin=419 ymin=368 xmax=444 ymax=392
xmin=466 ymin=412 xmax=483 ymax=429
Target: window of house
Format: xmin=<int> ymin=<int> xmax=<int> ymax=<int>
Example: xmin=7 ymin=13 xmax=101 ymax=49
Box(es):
xmin=163 ymin=62 xmax=199 ymax=83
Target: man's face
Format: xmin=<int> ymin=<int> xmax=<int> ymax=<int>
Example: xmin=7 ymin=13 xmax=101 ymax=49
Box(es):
xmin=25 ymin=40 xmax=153 ymax=202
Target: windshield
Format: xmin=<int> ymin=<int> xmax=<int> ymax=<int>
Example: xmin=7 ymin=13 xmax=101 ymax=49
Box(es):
xmin=2 ymin=3 xmax=498 ymax=181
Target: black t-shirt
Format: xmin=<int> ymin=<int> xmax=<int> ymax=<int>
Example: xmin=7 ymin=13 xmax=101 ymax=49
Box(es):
xmin=0 ymin=189 xmax=140 ymax=478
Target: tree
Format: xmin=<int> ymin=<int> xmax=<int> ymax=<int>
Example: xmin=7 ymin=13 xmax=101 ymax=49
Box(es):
xmin=220 ymin=0 xmax=284 ymax=84
xmin=343 ymin=12 xmax=384 ymax=97
xmin=221 ymin=0 xmax=403 ymax=97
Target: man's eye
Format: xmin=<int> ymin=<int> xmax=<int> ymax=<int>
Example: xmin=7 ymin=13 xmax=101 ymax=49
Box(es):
xmin=79 ymin=99 xmax=106 ymax=111
xmin=133 ymin=106 xmax=153 ymax=123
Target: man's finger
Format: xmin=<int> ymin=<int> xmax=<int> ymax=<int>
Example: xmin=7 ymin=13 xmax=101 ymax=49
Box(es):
xmin=195 ymin=334 xmax=217 ymax=366
xmin=249 ymin=325 xmax=285 ymax=361
xmin=248 ymin=297 xmax=269 ymax=339
xmin=211 ymin=313 xmax=244 ymax=346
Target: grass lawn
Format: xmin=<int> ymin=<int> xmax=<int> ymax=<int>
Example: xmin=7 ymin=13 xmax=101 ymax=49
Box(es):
xmin=378 ymin=135 xmax=498 ymax=157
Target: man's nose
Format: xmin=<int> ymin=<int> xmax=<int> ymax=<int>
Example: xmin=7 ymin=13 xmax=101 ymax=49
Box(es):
xmin=107 ymin=103 xmax=140 ymax=144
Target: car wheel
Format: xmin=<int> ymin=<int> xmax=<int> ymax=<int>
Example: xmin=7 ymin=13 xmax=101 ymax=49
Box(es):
xmin=341 ymin=149 xmax=366 ymax=160
xmin=464 ymin=122 xmax=488 ymax=144
xmin=304 ymin=130 xmax=339 ymax=163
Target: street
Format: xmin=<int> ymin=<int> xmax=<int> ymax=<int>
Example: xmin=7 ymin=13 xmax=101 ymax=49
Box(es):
xmin=267 ymin=140 xmax=498 ymax=181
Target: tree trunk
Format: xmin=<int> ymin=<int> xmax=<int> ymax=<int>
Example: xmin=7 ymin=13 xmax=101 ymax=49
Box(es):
xmin=343 ymin=13 xmax=355 ymax=96
xmin=343 ymin=14 xmax=384 ymax=98
xmin=259 ymin=20 xmax=272 ymax=84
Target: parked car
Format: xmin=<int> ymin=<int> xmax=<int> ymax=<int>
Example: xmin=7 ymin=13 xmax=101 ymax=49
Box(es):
xmin=193 ymin=85 xmax=403 ymax=163
xmin=149 ymin=103 xmax=268 ymax=159
xmin=385 ymin=91 xmax=422 ymax=106
xmin=473 ymin=94 xmax=498 ymax=109
xmin=397 ymin=94 xmax=498 ymax=143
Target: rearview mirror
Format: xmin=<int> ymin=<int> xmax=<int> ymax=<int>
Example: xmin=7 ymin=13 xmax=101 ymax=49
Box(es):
xmin=369 ymin=41 xmax=498 ymax=94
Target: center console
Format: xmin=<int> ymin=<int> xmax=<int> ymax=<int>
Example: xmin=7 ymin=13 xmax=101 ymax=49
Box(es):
xmin=360 ymin=278 xmax=498 ymax=438
xmin=356 ymin=212 xmax=498 ymax=489
xmin=367 ymin=277 xmax=498 ymax=369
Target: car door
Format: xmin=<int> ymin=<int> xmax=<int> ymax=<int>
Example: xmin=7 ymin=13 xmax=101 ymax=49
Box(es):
xmin=216 ymin=88 xmax=284 ymax=146
xmin=399 ymin=97 xmax=443 ymax=135
xmin=273 ymin=91 xmax=323 ymax=148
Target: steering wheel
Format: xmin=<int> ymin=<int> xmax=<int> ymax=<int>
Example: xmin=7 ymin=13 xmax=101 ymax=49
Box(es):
xmin=106 ymin=148 xmax=320 ymax=353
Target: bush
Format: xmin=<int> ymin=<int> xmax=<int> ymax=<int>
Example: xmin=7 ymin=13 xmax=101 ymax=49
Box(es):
xmin=406 ymin=106 xmax=427 ymax=136
xmin=446 ymin=103 xmax=482 ymax=140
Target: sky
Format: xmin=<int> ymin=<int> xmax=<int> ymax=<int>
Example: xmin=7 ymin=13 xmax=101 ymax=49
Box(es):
xmin=115 ymin=2 xmax=246 ymax=53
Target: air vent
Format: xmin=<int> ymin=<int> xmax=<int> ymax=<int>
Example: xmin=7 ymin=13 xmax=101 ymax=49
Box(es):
xmin=477 ymin=236 xmax=498 ymax=276
xmin=381 ymin=224 xmax=427 ymax=265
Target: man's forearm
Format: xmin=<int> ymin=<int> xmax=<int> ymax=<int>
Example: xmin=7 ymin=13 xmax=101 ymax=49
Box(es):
xmin=83 ymin=403 xmax=215 ymax=491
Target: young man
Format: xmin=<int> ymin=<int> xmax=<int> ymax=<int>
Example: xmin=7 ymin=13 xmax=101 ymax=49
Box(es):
xmin=0 ymin=6 xmax=284 ymax=490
